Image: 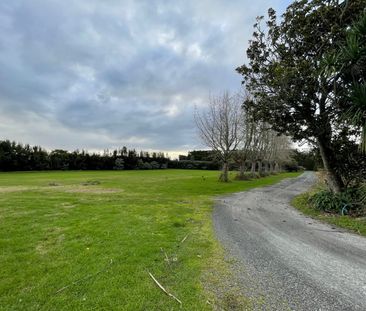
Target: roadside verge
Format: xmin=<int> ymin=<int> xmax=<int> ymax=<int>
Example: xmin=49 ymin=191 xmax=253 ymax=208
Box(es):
xmin=291 ymin=180 xmax=366 ymax=237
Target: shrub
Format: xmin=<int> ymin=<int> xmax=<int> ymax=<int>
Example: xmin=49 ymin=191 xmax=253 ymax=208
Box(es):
xmin=235 ymin=173 xmax=252 ymax=180
xmin=150 ymin=161 xmax=160 ymax=169
xmin=113 ymin=158 xmax=124 ymax=170
xmin=249 ymin=172 xmax=260 ymax=179
xmin=283 ymin=163 xmax=303 ymax=172
xmin=259 ymin=172 xmax=270 ymax=177
xmin=142 ymin=162 xmax=152 ymax=170
xmin=309 ymin=187 xmax=365 ymax=215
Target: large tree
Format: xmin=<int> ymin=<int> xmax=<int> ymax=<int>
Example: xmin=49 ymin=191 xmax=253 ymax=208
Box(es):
xmin=195 ymin=92 xmax=244 ymax=182
xmin=237 ymin=0 xmax=366 ymax=192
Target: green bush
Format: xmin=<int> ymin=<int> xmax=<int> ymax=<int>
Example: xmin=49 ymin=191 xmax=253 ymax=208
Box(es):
xmin=309 ymin=187 xmax=365 ymax=215
xmin=234 ymin=173 xmax=252 ymax=180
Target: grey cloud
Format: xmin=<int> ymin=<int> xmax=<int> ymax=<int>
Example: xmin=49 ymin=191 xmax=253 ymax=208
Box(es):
xmin=0 ymin=0 xmax=291 ymax=154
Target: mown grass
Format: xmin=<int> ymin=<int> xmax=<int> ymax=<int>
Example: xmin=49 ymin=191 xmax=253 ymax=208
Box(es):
xmin=0 ymin=170 xmax=300 ymax=310
xmin=292 ymin=185 xmax=366 ymax=237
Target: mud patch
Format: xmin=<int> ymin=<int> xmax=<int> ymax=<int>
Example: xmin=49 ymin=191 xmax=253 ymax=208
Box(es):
xmin=63 ymin=186 xmax=121 ymax=194
xmin=0 ymin=186 xmax=35 ymax=193
xmin=0 ymin=184 xmax=121 ymax=194
xmin=40 ymin=185 xmax=122 ymax=194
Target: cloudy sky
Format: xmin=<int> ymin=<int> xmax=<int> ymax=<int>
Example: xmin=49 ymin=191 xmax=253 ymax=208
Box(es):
xmin=0 ymin=0 xmax=290 ymax=157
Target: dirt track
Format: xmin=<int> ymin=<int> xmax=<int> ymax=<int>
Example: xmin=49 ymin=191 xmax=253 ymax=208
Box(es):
xmin=214 ymin=172 xmax=366 ymax=310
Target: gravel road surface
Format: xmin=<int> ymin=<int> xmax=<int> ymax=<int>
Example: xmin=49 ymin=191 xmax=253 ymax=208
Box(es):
xmin=214 ymin=172 xmax=366 ymax=310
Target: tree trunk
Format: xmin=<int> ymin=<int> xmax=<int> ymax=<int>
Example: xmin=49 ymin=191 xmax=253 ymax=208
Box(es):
xmin=251 ymin=161 xmax=256 ymax=174
xmin=275 ymin=162 xmax=279 ymax=172
xmin=317 ymin=137 xmax=344 ymax=193
xmin=258 ymin=161 xmax=263 ymax=176
xmin=219 ymin=161 xmax=229 ymax=182
xmin=237 ymin=162 xmax=246 ymax=179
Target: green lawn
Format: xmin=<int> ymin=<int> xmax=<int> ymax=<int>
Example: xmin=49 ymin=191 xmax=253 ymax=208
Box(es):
xmin=0 ymin=170 xmax=300 ymax=310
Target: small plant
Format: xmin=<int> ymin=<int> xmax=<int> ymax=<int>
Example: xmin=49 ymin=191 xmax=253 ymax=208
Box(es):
xmin=309 ymin=187 xmax=365 ymax=215
xmin=309 ymin=190 xmax=341 ymax=213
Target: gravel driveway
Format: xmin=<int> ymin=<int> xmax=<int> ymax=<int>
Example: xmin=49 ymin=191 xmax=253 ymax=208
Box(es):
xmin=214 ymin=172 xmax=366 ymax=310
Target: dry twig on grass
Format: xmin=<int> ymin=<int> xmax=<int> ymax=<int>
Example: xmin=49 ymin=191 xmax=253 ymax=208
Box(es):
xmin=180 ymin=234 xmax=189 ymax=244
xmin=148 ymin=272 xmax=182 ymax=305
xmin=161 ymin=248 xmax=171 ymax=266
xmin=55 ymin=259 xmax=113 ymax=294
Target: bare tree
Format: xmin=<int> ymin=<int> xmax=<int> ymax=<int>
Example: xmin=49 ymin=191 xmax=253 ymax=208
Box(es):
xmin=242 ymin=119 xmax=292 ymax=176
xmin=195 ymin=92 xmax=243 ymax=182
xmin=272 ymin=135 xmax=292 ymax=172
xmin=243 ymin=120 xmax=266 ymax=177
xmin=233 ymin=112 xmax=255 ymax=179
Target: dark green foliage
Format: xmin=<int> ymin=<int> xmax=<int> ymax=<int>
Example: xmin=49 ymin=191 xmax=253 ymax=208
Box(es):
xmin=141 ymin=162 xmax=152 ymax=170
xmin=259 ymin=171 xmax=270 ymax=177
xmin=0 ymin=140 xmax=168 ymax=171
xmin=234 ymin=173 xmax=252 ymax=181
xmin=292 ymin=190 xmax=366 ymax=235
xmin=186 ymin=150 xmax=219 ymax=161
xmin=324 ymin=12 xmax=366 ymax=152
xmin=309 ymin=187 xmax=365 ymax=215
xmin=283 ymin=163 xmax=303 ymax=172
xmin=237 ymin=0 xmax=365 ymax=140
xmin=175 ymin=150 xmax=221 ymax=171
xmin=150 ymin=161 xmax=160 ymax=169
xmin=291 ymin=149 xmax=321 ymax=171
xmin=113 ymin=158 xmax=124 ymax=170
xmin=237 ymin=0 xmax=366 ymax=192
xmin=168 ymin=160 xmax=220 ymax=170
xmin=332 ymin=134 xmax=366 ymax=186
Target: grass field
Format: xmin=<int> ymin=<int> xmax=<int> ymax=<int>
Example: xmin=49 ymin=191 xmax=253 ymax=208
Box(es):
xmin=0 ymin=169 xmax=300 ymax=310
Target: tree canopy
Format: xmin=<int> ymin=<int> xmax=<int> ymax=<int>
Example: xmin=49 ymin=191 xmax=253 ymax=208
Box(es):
xmin=0 ymin=140 xmax=169 ymax=171
xmin=324 ymin=11 xmax=366 ymax=153
xmin=237 ymin=0 xmax=366 ymax=192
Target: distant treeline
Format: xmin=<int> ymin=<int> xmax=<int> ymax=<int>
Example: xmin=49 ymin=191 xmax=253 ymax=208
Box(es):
xmin=0 ymin=140 xmax=169 ymax=171
xmin=179 ymin=150 xmax=219 ymax=162
xmin=0 ymin=140 xmax=317 ymax=172
xmin=169 ymin=150 xmax=221 ymax=170
xmin=168 ymin=160 xmax=220 ymax=170
xmin=174 ymin=150 xmax=315 ymax=172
